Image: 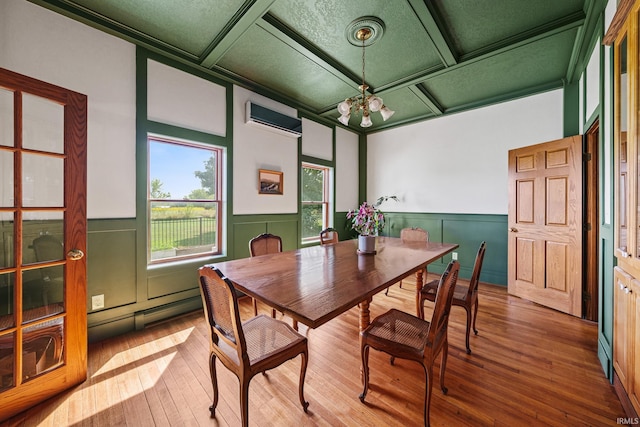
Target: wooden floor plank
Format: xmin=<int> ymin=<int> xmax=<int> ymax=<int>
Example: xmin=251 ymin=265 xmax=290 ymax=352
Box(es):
xmin=1 ymin=278 xmax=626 ymax=426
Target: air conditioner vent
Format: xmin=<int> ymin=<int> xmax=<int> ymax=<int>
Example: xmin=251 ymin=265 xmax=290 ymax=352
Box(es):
xmin=245 ymin=102 xmax=302 ymax=138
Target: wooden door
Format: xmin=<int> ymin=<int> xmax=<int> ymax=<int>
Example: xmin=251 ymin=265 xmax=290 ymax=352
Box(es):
xmin=0 ymin=68 xmax=87 ymax=420
xmin=507 ymin=135 xmax=582 ymax=316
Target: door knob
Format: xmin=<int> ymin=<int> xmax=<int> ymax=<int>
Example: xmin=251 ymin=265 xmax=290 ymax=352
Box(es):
xmin=509 ymin=227 xmax=518 ymax=233
xmin=67 ymin=249 xmax=84 ymax=261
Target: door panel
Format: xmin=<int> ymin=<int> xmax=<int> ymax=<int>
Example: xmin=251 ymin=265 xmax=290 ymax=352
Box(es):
xmin=508 ymin=135 xmax=582 ymax=316
xmin=0 ymin=68 xmax=87 ymax=420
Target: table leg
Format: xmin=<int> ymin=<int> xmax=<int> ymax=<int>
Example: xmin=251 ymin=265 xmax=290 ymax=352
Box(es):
xmin=415 ymin=268 xmax=424 ymax=318
xmin=359 ymin=297 xmax=372 ymax=381
xmin=358 ymin=297 xmax=371 ymax=332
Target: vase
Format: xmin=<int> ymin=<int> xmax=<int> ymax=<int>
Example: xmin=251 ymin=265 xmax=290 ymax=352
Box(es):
xmin=358 ymin=235 xmax=376 ymax=254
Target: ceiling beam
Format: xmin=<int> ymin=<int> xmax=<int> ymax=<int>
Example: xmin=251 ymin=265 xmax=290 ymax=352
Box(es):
xmin=257 ymin=13 xmax=365 ymax=88
xmin=407 ymin=0 xmax=457 ymax=67
xmin=200 ymin=0 xmax=275 ymax=68
xmin=408 ymin=86 xmax=444 ymax=116
xmin=373 ymin=11 xmax=586 ymax=97
xmin=565 ymin=0 xmax=607 ymax=83
xmin=28 ymin=0 xmax=199 ymax=62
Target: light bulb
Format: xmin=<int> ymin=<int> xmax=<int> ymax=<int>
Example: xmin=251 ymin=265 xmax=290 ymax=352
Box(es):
xmin=380 ymin=105 xmax=395 ymax=121
xmin=368 ymin=96 xmax=383 ymax=112
xmin=337 ymin=99 xmax=352 ymax=116
xmin=338 ymin=114 xmax=350 ymax=126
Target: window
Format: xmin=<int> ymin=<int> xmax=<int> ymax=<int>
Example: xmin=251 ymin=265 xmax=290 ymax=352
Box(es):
xmin=148 ymin=136 xmax=223 ymax=263
xmin=301 ymin=163 xmax=332 ymax=243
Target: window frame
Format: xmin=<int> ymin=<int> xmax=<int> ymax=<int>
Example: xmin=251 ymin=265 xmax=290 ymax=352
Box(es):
xmin=301 ymin=162 xmax=332 ymax=244
xmin=147 ymin=135 xmax=223 ymax=264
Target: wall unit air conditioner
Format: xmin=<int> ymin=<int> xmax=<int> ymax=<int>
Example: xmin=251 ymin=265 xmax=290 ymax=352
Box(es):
xmin=245 ymin=101 xmax=302 ymax=138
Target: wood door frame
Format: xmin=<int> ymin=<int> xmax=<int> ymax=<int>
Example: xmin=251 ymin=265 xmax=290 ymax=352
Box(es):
xmin=0 ymin=67 xmax=87 ymax=421
xmin=584 ymin=121 xmax=600 ymax=321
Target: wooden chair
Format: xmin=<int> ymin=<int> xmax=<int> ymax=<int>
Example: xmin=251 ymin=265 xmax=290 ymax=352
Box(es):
xmin=360 ymin=260 xmax=459 ymax=427
xmin=319 ymin=227 xmax=339 ymax=245
xmin=385 ymin=227 xmax=429 ymax=295
xmin=248 ymin=233 xmax=298 ymax=330
xmin=419 ymin=241 xmax=486 ymax=354
xmin=198 ymin=265 xmax=309 ymax=427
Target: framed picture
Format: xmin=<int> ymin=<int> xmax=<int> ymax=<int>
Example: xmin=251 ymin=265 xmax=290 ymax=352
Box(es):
xmin=258 ymin=169 xmax=283 ymax=195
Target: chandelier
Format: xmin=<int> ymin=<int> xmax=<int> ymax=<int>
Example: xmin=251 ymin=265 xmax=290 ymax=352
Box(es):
xmin=337 ymin=23 xmax=394 ymax=128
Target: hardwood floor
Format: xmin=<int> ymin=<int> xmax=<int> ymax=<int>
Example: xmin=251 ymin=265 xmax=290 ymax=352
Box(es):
xmin=2 ymin=276 xmax=625 ymax=426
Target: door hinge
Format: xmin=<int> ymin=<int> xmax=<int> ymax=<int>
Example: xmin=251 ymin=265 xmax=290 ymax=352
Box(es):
xmin=583 ymin=152 xmax=592 ymax=161
xmin=584 ymin=223 xmax=592 ymax=231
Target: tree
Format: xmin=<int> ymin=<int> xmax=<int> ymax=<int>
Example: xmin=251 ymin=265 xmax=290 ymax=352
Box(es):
xmin=185 ymin=188 xmax=211 ymax=200
xmin=150 ymin=178 xmax=171 ymax=199
xmin=191 ymin=155 xmax=216 ymax=198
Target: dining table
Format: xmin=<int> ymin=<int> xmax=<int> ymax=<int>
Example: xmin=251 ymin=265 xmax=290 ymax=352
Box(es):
xmin=211 ymin=237 xmax=459 ymax=332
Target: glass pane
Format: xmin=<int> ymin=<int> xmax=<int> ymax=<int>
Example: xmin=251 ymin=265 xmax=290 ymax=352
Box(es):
xmin=302 ymin=204 xmax=323 ymax=239
xmin=22 ymin=317 xmax=64 ymax=382
xmin=22 ymin=153 xmax=64 ymax=207
xmin=0 ymin=150 xmax=14 ymax=207
xmin=149 ymin=140 xmax=217 ymax=200
xmin=0 ymin=332 xmax=15 ymax=392
xmin=150 ymin=201 xmax=218 ymax=261
xmin=22 ymin=266 xmax=64 ymax=322
xmin=0 ymin=212 xmax=14 ymax=268
xmin=0 ymin=87 xmax=14 ymax=148
xmin=619 ymin=35 xmax=628 ymax=254
xmin=22 ymin=93 xmax=64 ymax=154
xmin=22 ymin=215 xmax=64 ymax=266
xmin=302 ymin=167 xmax=324 ymax=202
xmin=0 ymin=273 xmax=15 ymax=330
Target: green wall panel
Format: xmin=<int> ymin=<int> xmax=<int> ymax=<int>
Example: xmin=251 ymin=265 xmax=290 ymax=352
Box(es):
xmin=384 ymin=213 xmax=507 ymax=285
xmin=233 ymin=222 xmax=266 ymax=259
xmin=232 ymin=215 xmax=300 ymax=259
xmin=268 ymin=220 xmax=299 ymax=251
xmin=147 ymin=267 xmax=199 ymax=299
xmin=87 ymin=224 xmax=137 ymax=311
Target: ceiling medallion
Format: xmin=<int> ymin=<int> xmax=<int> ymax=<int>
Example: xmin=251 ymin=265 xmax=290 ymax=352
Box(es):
xmin=338 ymin=17 xmax=394 ymax=128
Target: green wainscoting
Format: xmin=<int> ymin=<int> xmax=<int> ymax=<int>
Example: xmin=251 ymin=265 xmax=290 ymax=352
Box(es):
xmin=232 ymin=215 xmax=299 ymax=259
xmin=383 ymin=213 xmax=507 ymax=285
xmin=85 ymin=212 xmax=506 ymax=342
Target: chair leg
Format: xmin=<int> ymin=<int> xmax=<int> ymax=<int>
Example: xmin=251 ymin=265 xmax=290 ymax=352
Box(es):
xmin=240 ymin=377 xmax=250 ymax=427
xmin=472 ymin=300 xmax=479 ymax=335
xmin=359 ymin=345 xmax=370 ymax=402
xmin=293 ymin=319 xmax=299 ymax=331
xmin=209 ymin=353 xmax=218 ymax=417
xmin=298 ymin=350 xmax=310 ymax=412
xmin=252 ymin=298 xmax=258 ymax=316
xmin=464 ymin=306 xmax=472 ymax=354
xmin=439 ymin=343 xmax=449 ymax=395
xmin=424 ymin=364 xmax=433 ymax=427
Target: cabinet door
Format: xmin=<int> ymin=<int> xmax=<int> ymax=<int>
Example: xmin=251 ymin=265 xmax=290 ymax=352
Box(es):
xmin=614 ymin=267 xmax=632 ymax=389
xmin=631 ymin=279 xmax=640 ymax=411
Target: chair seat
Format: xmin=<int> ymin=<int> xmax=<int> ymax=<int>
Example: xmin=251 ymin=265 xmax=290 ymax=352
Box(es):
xmin=244 ymin=315 xmax=306 ymax=365
xmin=363 ymin=308 xmax=431 ymax=357
xmin=422 ymin=279 xmax=469 ymax=302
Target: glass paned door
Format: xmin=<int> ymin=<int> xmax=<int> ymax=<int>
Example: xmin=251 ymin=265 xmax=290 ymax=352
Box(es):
xmin=0 ymin=68 xmax=87 ymax=420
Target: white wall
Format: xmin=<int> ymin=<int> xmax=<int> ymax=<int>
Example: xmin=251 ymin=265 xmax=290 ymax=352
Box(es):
xmin=233 ymin=86 xmax=299 ymax=214
xmin=335 ymin=127 xmax=359 ymax=212
xmin=302 ymin=118 xmax=332 ymax=160
xmin=367 ymin=90 xmax=564 ymax=215
xmin=147 ymin=60 xmax=226 ymax=136
xmin=1 ymin=0 xmax=137 ymax=219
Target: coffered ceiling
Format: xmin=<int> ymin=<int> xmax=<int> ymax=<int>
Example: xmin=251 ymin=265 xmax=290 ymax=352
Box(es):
xmin=30 ymin=0 xmax=604 ymax=132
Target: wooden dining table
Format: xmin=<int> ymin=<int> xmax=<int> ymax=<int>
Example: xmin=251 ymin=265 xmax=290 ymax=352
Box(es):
xmin=212 ymin=237 xmax=458 ymax=331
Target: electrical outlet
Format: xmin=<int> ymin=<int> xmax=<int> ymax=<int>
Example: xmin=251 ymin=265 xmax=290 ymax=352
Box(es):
xmin=451 ymin=252 xmax=458 ymax=260
xmin=92 ymin=294 xmax=105 ymax=310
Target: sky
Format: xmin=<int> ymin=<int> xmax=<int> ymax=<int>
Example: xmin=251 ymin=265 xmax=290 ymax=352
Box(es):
xmin=149 ymin=141 xmax=211 ymax=199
